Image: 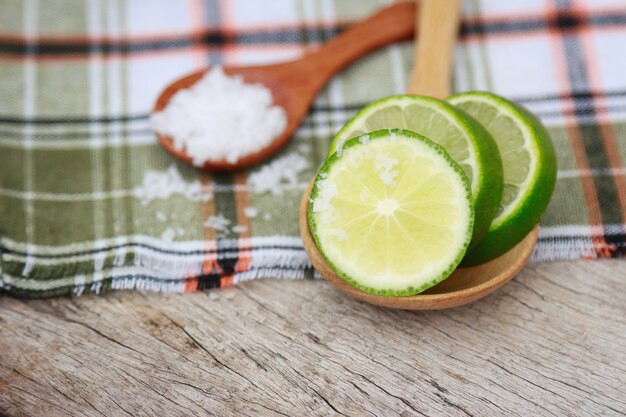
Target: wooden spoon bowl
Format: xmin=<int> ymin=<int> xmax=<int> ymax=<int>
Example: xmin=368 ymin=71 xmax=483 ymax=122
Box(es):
xmin=153 ymin=2 xmax=417 ymax=171
xmin=299 ymin=181 xmax=538 ymax=310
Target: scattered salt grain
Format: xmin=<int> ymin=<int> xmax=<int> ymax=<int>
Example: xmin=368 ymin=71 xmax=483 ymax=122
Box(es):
xmin=160 ymin=227 xmax=177 ymax=242
xmin=263 ymin=212 xmax=272 ymax=221
xmin=243 ymin=207 xmax=258 ymax=219
xmin=150 ymin=66 xmax=287 ymax=165
xmin=298 ymin=143 xmax=312 ymax=154
xmin=328 ymin=228 xmax=348 ymax=240
xmin=247 ymin=153 xmax=309 ymax=195
xmin=161 ymin=227 xmax=186 ymax=242
xmin=312 ymin=180 xmax=338 ymax=213
xmin=203 ymin=214 xmax=231 ymax=232
xmin=232 ymin=225 xmax=248 ymax=234
xmin=133 ymin=165 xmax=212 ymax=205
xmin=374 ymin=154 xmax=399 ymax=187
xmin=156 ymin=211 xmax=167 ymax=222
xmin=359 ymin=134 xmax=370 ymax=144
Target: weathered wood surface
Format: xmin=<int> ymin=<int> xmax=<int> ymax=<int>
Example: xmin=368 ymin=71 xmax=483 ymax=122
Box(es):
xmin=1 ymin=260 xmax=625 ymax=416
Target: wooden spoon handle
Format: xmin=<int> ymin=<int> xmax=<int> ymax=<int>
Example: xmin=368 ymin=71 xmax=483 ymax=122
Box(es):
xmin=301 ymin=2 xmax=417 ymax=85
xmin=407 ymin=0 xmax=461 ymax=98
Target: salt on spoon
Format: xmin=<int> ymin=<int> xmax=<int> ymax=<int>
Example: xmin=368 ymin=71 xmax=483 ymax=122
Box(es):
xmin=151 ymin=67 xmax=287 ymax=166
xmin=151 ymin=2 xmax=417 ymax=171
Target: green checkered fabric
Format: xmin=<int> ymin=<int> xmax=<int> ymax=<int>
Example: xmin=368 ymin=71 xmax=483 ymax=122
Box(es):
xmin=1 ymin=0 xmax=625 ymax=297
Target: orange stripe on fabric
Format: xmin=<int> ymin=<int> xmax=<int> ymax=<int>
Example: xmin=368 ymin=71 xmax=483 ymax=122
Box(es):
xmin=201 ymin=173 xmax=221 ymax=276
xmin=190 ymin=0 xmax=206 ymax=67
xmin=574 ymin=0 xmax=626 ymax=226
xmin=216 ymin=0 xmax=236 ymax=289
xmin=192 ymin=0 xmax=222 ymax=286
xmin=217 ymin=0 xmax=236 ymax=288
xmin=543 ymin=0 xmax=609 ymax=258
xmin=221 ymin=0 xmax=236 ymax=64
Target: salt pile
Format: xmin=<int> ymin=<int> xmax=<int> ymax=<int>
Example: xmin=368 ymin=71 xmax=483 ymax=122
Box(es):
xmin=151 ymin=66 xmax=287 ymax=165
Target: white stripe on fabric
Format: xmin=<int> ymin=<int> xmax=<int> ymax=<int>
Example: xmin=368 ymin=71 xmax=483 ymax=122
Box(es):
xmin=1 ymin=235 xmax=306 ymax=255
xmin=4 ymin=245 xmax=311 ymax=291
xmin=107 ymin=0 xmax=127 ymax=240
xmin=21 ymin=0 xmax=38 ymax=278
xmin=113 ymin=235 xmax=128 ymax=266
xmin=323 ymin=1 xmax=347 ymax=145
xmin=0 ymin=188 xmax=133 ymax=201
xmin=0 ymin=132 xmax=156 ymax=149
xmin=4 ymin=267 xmax=311 ymax=292
xmin=88 ymin=0 xmax=107 ymax=253
xmin=0 ymin=183 xmax=309 ymax=201
xmin=531 ymin=239 xmax=597 ymax=263
xmin=557 ymin=167 xmax=626 ymax=179
xmin=2 ymin=243 xmax=308 ymax=268
xmin=387 ymin=45 xmax=407 ymax=94
xmin=453 ymin=45 xmax=471 ymax=92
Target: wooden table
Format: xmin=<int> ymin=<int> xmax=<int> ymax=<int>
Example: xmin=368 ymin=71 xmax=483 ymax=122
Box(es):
xmin=1 ymin=260 xmax=624 ymax=416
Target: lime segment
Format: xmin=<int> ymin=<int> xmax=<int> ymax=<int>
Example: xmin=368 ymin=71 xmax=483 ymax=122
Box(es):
xmin=309 ymin=129 xmax=474 ymax=296
xmin=448 ymin=92 xmax=557 ymax=265
xmin=328 ymin=95 xmax=502 ymax=249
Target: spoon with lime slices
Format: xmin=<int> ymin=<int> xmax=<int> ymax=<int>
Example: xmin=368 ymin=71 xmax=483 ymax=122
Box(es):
xmin=299 ymin=0 xmax=556 ymax=309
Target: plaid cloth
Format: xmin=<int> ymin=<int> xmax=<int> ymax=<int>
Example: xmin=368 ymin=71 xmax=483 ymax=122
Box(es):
xmin=1 ymin=0 xmax=625 ymax=298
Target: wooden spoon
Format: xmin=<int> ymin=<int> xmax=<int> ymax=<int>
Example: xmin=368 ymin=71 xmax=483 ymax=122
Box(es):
xmin=153 ymin=2 xmax=417 ymax=171
xmin=299 ymin=0 xmax=539 ymax=310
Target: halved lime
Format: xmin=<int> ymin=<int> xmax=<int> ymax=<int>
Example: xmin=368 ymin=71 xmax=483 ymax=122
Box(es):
xmin=328 ymin=95 xmax=502 ymax=249
xmin=309 ymin=129 xmax=474 ymax=296
xmin=448 ymin=92 xmax=557 ymax=265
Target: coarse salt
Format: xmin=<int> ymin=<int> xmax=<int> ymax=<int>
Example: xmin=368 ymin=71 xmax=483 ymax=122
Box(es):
xmin=243 ymin=207 xmax=258 ymax=219
xmin=203 ymin=214 xmax=231 ymax=233
xmin=232 ymin=225 xmax=248 ymax=234
xmin=160 ymin=228 xmax=176 ymax=242
xmin=247 ymin=153 xmax=309 ymax=195
xmin=150 ymin=66 xmax=287 ymax=165
xmin=374 ymin=154 xmax=399 ymax=187
xmin=133 ymin=165 xmax=212 ymax=205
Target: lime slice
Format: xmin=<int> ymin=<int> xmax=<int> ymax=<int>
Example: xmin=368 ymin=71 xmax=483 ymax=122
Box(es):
xmin=328 ymin=95 xmax=502 ymax=249
xmin=309 ymin=129 xmax=474 ymax=296
xmin=448 ymin=92 xmax=557 ymax=265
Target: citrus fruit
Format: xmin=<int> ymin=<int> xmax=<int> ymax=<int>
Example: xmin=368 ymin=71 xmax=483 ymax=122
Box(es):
xmin=309 ymin=129 xmax=474 ymax=296
xmin=328 ymin=95 xmax=502 ymax=249
xmin=448 ymin=91 xmax=557 ymax=265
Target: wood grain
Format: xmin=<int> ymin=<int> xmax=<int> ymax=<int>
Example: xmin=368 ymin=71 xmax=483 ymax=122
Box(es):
xmin=1 ymin=261 xmax=625 ymax=416
xmin=408 ymin=0 xmax=462 ymax=98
